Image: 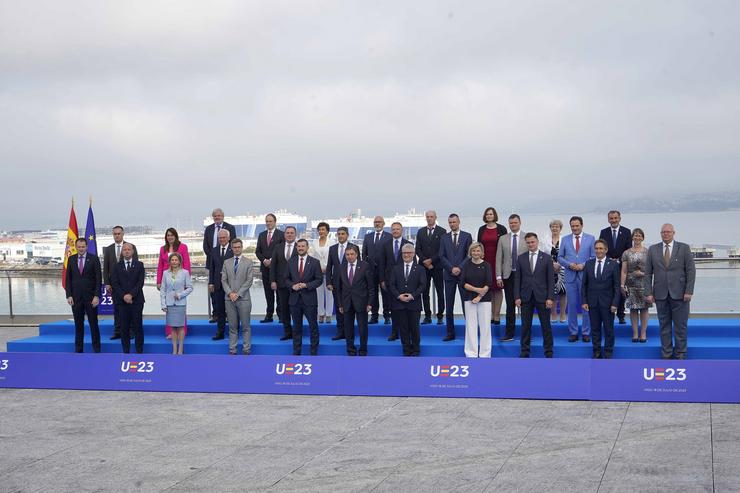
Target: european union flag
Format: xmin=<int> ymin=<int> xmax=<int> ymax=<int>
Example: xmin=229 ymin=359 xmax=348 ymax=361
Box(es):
xmin=85 ymin=202 xmax=98 ymax=256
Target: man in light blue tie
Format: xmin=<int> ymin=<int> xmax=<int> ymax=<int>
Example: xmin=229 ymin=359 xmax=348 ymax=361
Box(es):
xmin=379 ymin=222 xmax=411 ymax=341
xmin=221 ymin=239 xmax=254 ymax=355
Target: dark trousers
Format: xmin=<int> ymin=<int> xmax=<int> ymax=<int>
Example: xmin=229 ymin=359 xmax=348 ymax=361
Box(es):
xmin=393 ymin=309 xmax=421 ymax=356
xmin=277 ymin=287 xmax=292 ymax=336
xmin=119 ymin=302 xmax=144 ymax=354
xmin=444 ymin=279 xmax=464 ymax=337
xmin=112 ymin=301 xmax=122 ymax=336
xmin=503 ymin=275 xmax=517 ymax=338
xmin=261 ymin=269 xmax=276 ymax=318
xmin=588 ymin=304 xmax=615 ymax=357
xmin=333 ymin=298 xmax=345 ymax=336
xmin=370 ymin=268 xmax=391 ymax=319
xmin=72 ymin=301 xmax=101 ymax=353
xmin=616 ymin=289 xmax=626 ymax=321
xmin=290 ymin=303 xmax=320 ymax=355
xmin=656 ymin=297 xmax=690 ymax=359
xmin=519 ymin=297 xmax=553 ymax=357
xmin=422 ymin=268 xmax=445 ymax=319
xmin=211 ymin=288 xmax=227 ymax=333
xmin=344 ymin=305 xmax=368 ymax=355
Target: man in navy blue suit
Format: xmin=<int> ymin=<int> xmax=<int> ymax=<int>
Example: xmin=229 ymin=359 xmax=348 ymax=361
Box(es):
xmin=203 ymin=208 xmax=236 ymax=322
xmin=582 ymin=239 xmax=621 ymax=359
xmin=388 ymin=244 xmax=427 ymax=356
xmin=379 ymin=222 xmax=412 ymax=341
xmin=337 ymin=245 xmax=375 ymax=356
xmin=599 ymin=210 xmax=632 ymax=324
xmin=208 ymin=228 xmax=234 ymax=340
xmin=110 ymin=243 xmax=146 ymax=354
xmin=438 ymin=213 xmax=472 ymax=341
xmin=65 ymin=238 xmax=102 ymax=353
xmin=326 ymin=226 xmax=356 ymax=341
xmin=416 ymin=210 xmax=446 ymax=325
xmin=285 ymin=239 xmax=324 ymax=355
xmin=362 ymin=216 xmax=392 ymax=324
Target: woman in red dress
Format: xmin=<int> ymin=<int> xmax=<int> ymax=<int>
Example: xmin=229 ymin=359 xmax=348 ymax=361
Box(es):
xmin=476 ymin=207 xmax=508 ymax=324
xmin=156 ymin=228 xmax=191 ymax=338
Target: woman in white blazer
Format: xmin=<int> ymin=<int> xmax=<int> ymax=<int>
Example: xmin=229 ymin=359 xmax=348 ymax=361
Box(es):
xmin=160 ymin=252 xmax=193 ymax=354
xmin=309 ymin=222 xmax=335 ymax=323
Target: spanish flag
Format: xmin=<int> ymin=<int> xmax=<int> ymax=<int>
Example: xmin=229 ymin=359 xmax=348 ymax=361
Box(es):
xmin=61 ymin=200 xmax=79 ymax=289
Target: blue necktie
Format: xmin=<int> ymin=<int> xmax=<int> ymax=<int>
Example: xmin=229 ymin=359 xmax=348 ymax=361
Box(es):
xmin=511 ymin=234 xmax=518 ymax=271
xmin=234 ymin=256 xmax=239 ymax=274
xmin=612 ymin=229 xmax=617 ymax=248
xmin=394 ymin=240 xmax=399 ymax=260
xmin=597 ymin=260 xmax=603 ymax=278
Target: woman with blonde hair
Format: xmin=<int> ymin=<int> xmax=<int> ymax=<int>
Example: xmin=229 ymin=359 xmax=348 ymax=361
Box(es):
xmin=160 ymin=252 xmax=193 ymax=355
xmin=460 ymin=242 xmax=493 ymax=357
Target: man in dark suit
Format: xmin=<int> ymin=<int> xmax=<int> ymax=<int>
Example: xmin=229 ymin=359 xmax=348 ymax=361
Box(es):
xmin=285 ymin=239 xmax=324 ymax=355
xmin=514 ymin=233 xmax=555 ymax=358
xmin=582 ymin=239 xmax=621 ymax=359
xmin=65 ymin=238 xmax=102 ymax=353
xmin=270 ymin=226 xmax=298 ymax=340
xmin=599 ymin=210 xmax=632 ymax=324
xmin=255 ymin=213 xmax=284 ymax=323
xmin=110 ymin=243 xmax=145 ymax=354
xmin=415 ymin=210 xmax=446 ymax=325
xmin=378 ymin=222 xmax=412 ymax=341
xmin=438 ymin=213 xmax=472 ymax=341
xmin=203 ymin=208 xmax=237 ymax=322
xmin=645 ymin=224 xmax=696 ymax=360
xmin=208 ymin=228 xmax=234 ymax=340
xmin=362 ymin=215 xmax=392 ymax=325
xmin=388 ymin=243 xmax=427 ymax=356
xmin=326 ymin=226 xmax=356 ymax=341
xmin=337 ymin=245 xmax=375 ymax=356
xmin=103 ymin=226 xmax=138 ymax=340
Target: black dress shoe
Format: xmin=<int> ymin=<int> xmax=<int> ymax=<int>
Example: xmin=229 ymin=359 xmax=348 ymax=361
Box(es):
xmin=387 ymin=334 xmax=398 ymax=341
xmin=582 ymin=335 xmax=591 ymax=343
xmin=422 ymin=316 xmax=433 ymax=324
xmin=110 ymin=334 xmax=121 ymax=340
xmin=442 ymin=335 xmax=455 ymax=342
xmin=369 ymin=316 xmax=379 ymax=324
xmin=492 ymin=319 xmax=501 ymax=325
xmin=384 ymin=318 xmax=392 ymax=325
xmin=212 ymin=334 xmax=225 ymax=341
xmin=603 ymin=353 xmax=613 ymax=359
xmin=519 ymin=353 xmax=530 ymax=358
xmin=436 ymin=318 xmax=444 ymax=325
xmin=331 ymin=334 xmax=345 ymax=341
xmin=568 ymin=335 xmax=578 ymax=342
xmin=545 ymin=353 xmax=553 ymax=358
xmin=209 ymin=317 xmax=217 ymax=323
xmin=358 ymin=351 xmax=368 ymax=356
xmin=618 ymin=318 xmax=626 ymax=324
xmin=592 ymin=353 xmax=602 ymax=359
xmin=310 ymin=350 xmax=318 ymax=356
xmin=280 ymin=334 xmax=292 ymax=341
xmin=260 ymin=317 xmax=274 ymax=323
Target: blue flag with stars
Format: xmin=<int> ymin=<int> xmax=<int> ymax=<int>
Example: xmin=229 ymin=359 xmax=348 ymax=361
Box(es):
xmin=84 ymin=203 xmax=98 ymax=257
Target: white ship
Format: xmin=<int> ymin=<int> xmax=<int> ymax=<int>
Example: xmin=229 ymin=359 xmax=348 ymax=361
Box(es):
xmin=310 ymin=209 xmax=428 ymax=242
xmin=203 ymin=209 xmax=308 ymax=239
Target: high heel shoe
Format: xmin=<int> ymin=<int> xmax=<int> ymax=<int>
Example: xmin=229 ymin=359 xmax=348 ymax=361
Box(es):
xmin=639 ymin=338 xmax=647 ymax=343
xmin=632 ymin=338 xmax=638 ymax=343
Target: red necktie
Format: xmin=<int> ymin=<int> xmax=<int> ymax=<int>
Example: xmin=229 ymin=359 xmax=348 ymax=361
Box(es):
xmin=299 ymin=257 xmax=304 ymax=279
xmin=349 ymin=263 xmax=355 ymax=285
xmin=267 ymin=230 xmax=272 ymax=246
xmin=575 ymin=235 xmax=581 ymax=254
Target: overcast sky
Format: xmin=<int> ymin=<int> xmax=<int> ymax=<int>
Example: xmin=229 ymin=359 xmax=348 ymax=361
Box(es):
xmin=1 ymin=0 xmax=739 ymax=230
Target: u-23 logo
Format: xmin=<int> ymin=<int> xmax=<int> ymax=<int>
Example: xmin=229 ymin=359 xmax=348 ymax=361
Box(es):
xmin=121 ymin=361 xmax=155 ymax=373
xmin=0 ymin=359 xmax=8 ymax=371
xmin=275 ymin=363 xmax=312 ymax=376
xmin=643 ymin=368 xmax=686 ymax=381
xmin=430 ymin=365 xmax=469 ymax=378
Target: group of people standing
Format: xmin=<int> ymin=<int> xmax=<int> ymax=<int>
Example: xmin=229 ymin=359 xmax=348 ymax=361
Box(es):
xmin=65 ymin=207 xmax=696 ymax=361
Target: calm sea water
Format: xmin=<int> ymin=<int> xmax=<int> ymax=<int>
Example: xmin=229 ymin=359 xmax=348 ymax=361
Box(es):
xmin=1 ymin=212 xmax=738 ymax=316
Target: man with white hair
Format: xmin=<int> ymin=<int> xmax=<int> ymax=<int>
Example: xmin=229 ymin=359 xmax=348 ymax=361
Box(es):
xmin=203 ymin=208 xmax=236 ymax=322
xmin=415 ymin=210 xmax=446 ymax=325
xmin=388 ymin=243 xmax=427 ymax=356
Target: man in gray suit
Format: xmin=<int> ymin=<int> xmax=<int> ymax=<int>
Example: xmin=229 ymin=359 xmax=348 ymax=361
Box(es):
xmin=221 ymin=238 xmax=254 ymax=355
xmin=496 ymin=214 xmax=528 ymax=342
xmin=645 ymin=224 xmax=696 ymax=360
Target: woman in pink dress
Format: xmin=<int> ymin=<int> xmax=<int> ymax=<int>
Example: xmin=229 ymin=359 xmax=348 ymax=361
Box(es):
xmin=156 ymin=228 xmax=191 ymax=338
xmin=476 ymin=207 xmax=508 ymax=324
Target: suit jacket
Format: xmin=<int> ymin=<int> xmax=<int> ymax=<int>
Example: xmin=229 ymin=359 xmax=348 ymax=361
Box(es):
xmin=270 ymin=241 xmax=299 ymax=288
xmin=439 ymin=230 xmax=472 ymax=281
xmin=645 ymin=241 xmax=696 ymax=300
xmin=599 ymin=225 xmax=632 ymax=260
xmin=378 ymin=237 xmax=412 ymax=283
xmin=255 ymin=228 xmax=284 ymax=274
xmin=110 ymin=259 xmax=145 ymax=305
xmin=326 ymin=242 xmax=356 ymax=288
xmin=361 ymin=230 xmax=391 ymax=270
xmin=160 ymin=268 xmax=193 ymax=307
xmin=208 ymin=243 xmax=234 ymax=287
xmin=221 ymin=255 xmax=254 ymax=301
xmin=581 ymin=258 xmax=621 ymax=308
xmin=203 ymin=222 xmax=237 ymax=263
xmin=336 ymin=260 xmax=375 ymax=312
xmin=65 ymin=253 xmax=102 ymax=303
xmin=496 ymin=231 xmax=529 ymax=280
xmin=514 ymin=250 xmax=555 ymax=304
xmin=558 ymin=233 xmax=597 ymax=283
xmin=388 ymin=262 xmax=427 ymax=311
xmin=286 ymin=255 xmax=323 ymax=306
xmin=415 ymin=225 xmax=446 ymax=270
xmin=103 ymin=242 xmax=139 ymax=286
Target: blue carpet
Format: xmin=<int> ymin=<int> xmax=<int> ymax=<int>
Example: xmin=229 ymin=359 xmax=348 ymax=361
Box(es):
xmin=7 ymin=318 xmax=740 ymax=359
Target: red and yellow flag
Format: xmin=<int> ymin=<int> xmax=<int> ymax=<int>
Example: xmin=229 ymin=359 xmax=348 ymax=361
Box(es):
xmin=61 ymin=201 xmax=79 ymax=289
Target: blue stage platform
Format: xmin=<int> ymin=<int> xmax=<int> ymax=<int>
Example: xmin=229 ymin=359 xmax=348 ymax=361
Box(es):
xmin=7 ymin=317 xmax=740 ymax=359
